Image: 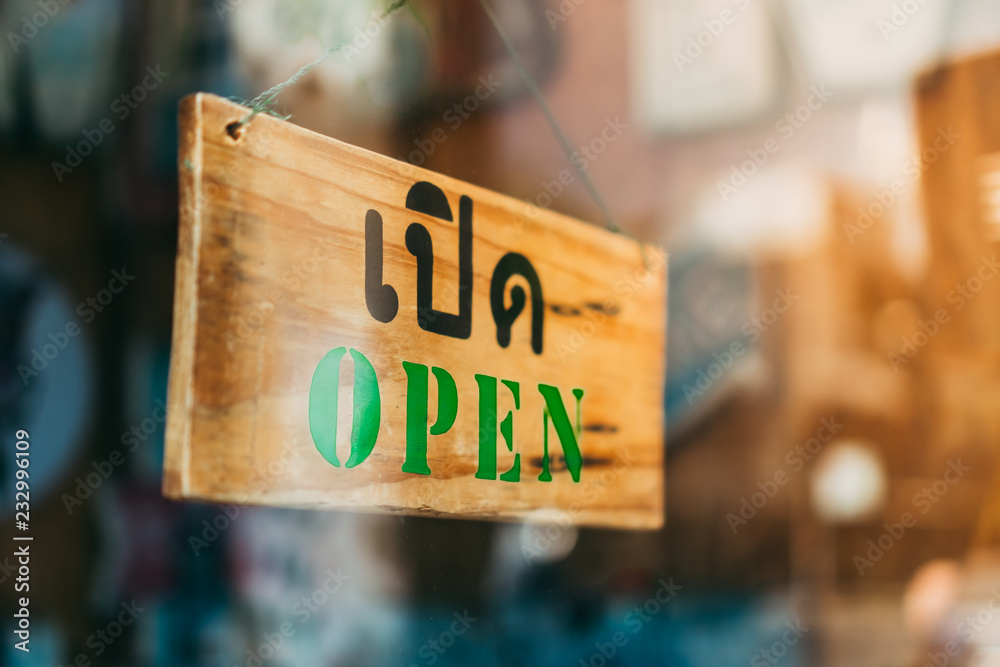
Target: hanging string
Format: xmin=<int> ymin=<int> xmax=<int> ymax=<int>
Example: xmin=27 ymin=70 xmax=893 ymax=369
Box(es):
xmin=233 ymin=0 xmax=638 ymax=250
xmin=475 ymin=0 xmax=620 ymax=234
xmin=234 ymin=0 xmax=410 ymax=128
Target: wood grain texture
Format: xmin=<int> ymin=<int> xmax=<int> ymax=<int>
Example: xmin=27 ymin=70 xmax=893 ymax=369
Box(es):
xmin=165 ymin=93 xmax=666 ymax=529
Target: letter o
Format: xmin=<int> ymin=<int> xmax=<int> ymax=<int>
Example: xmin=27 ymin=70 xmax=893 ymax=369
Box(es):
xmin=42 ymin=343 xmax=58 ymax=359
xmin=132 ymin=85 xmax=147 ymax=102
xmin=259 ymin=644 xmax=274 ymax=659
xmin=107 ymin=622 xmax=122 ymax=638
xmin=696 ymin=30 xmax=712 ymax=46
xmin=912 ymin=331 xmax=928 ymax=347
xmin=923 ymin=147 xmax=939 ymax=164
xmin=708 ymin=363 xmax=723 ymax=379
xmin=933 ymin=480 xmax=948 ymax=496
xmin=309 ymin=348 xmax=381 ymax=468
xmin=440 ymin=632 xmax=455 ymax=648
xmin=536 ymin=192 xmax=552 ymax=209
xmin=751 ymin=492 xmax=766 ymax=508
xmin=878 ymin=534 xmax=893 ymax=550
xmin=969 ymin=276 xmax=983 ymax=292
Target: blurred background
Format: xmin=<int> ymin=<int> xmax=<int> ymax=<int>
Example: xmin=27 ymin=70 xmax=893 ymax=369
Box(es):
xmin=3 ymin=0 xmax=1000 ymax=664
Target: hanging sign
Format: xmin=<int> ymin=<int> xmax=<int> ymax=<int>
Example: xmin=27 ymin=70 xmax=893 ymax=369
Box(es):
xmin=164 ymin=93 xmax=666 ymax=528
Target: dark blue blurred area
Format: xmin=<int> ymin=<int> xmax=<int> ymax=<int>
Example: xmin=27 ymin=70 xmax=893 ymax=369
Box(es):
xmin=665 ymin=247 xmax=756 ymax=443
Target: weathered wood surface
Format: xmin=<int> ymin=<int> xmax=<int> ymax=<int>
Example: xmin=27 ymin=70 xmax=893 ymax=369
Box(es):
xmin=164 ymin=93 xmax=666 ymax=528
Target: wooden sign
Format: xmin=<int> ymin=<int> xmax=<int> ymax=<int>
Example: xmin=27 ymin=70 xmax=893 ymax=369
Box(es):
xmin=164 ymin=93 xmax=666 ymax=529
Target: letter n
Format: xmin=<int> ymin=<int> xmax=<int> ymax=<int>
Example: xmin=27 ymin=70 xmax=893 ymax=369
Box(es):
xmin=402 ymin=361 xmax=458 ymax=475
xmin=475 ymin=375 xmax=520 ymax=482
xmin=308 ymin=347 xmax=380 ymax=467
xmin=537 ymin=384 xmax=583 ymax=482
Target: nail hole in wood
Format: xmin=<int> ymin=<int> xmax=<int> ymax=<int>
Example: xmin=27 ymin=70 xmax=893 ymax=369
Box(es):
xmin=226 ymin=121 xmax=245 ymax=141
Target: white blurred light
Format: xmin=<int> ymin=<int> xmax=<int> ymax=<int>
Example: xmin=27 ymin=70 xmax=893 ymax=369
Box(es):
xmin=809 ymin=440 xmax=887 ymax=523
xmin=519 ymin=509 xmax=579 ymax=564
xmin=782 ymin=0 xmax=949 ymax=94
xmin=903 ymin=559 xmax=962 ymax=641
xmin=693 ymin=163 xmax=829 ymax=258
